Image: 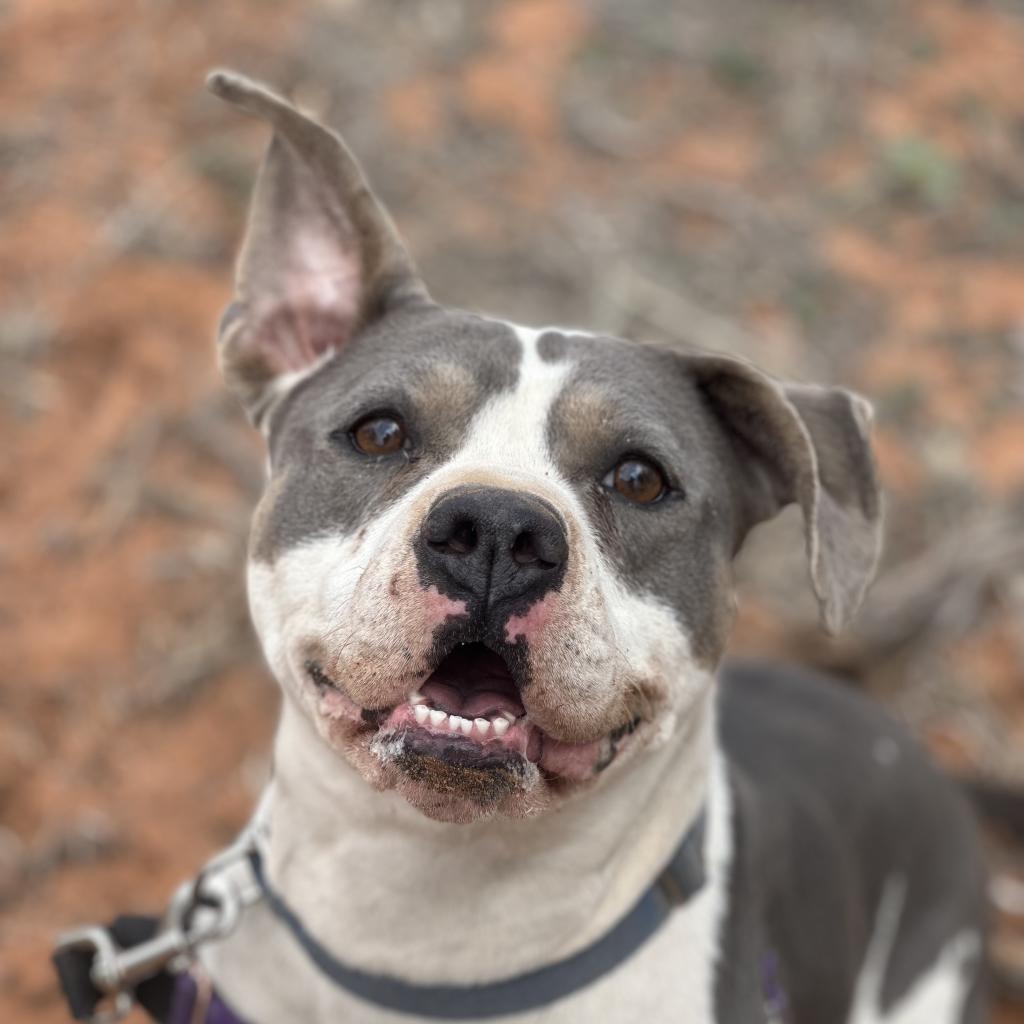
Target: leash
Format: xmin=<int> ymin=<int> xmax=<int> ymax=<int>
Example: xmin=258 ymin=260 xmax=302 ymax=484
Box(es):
xmin=52 ymin=807 xmax=793 ymax=1023
xmin=52 ymin=833 xmax=262 ymax=1023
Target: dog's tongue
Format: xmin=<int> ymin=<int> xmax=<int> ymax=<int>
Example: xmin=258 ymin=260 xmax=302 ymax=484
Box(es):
xmin=421 ymin=645 xmax=525 ymax=719
xmin=420 ymin=679 xmax=524 ymax=719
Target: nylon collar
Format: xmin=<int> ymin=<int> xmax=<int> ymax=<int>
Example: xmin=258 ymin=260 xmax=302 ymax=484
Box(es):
xmin=249 ymin=807 xmax=707 ymax=1020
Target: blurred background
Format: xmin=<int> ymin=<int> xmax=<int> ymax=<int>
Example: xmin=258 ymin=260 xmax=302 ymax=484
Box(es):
xmin=1 ymin=0 xmax=1022 ymax=1019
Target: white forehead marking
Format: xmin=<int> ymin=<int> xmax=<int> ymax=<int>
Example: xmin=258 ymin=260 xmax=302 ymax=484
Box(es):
xmin=450 ymin=323 xmax=573 ymax=478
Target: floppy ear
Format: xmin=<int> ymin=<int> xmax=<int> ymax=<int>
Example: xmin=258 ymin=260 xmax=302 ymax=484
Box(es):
xmin=207 ymin=70 xmax=428 ymax=423
xmin=690 ymin=355 xmax=883 ymax=635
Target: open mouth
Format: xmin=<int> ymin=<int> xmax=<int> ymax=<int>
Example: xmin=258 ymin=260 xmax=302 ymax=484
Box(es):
xmin=307 ymin=643 xmax=643 ymax=786
xmin=402 ymin=642 xmax=529 ymax=746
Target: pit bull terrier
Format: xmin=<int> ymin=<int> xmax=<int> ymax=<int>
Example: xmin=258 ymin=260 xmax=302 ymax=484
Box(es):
xmin=189 ymin=71 xmax=988 ymax=1023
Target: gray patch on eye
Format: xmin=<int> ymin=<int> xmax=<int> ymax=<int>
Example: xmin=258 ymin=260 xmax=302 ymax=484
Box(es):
xmin=250 ymin=304 xmax=521 ymax=561
xmin=544 ymin=333 xmax=744 ymax=667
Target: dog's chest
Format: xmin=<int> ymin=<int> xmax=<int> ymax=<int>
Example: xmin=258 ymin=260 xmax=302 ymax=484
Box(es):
xmin=203 ymin=882 xmax=727 ymax=1024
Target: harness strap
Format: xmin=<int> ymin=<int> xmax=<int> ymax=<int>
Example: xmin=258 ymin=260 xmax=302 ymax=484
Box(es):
xmin=248 ymin=810 xmax=707 ymax=1020
xmin=167 ymin=969 xmax=247 ymax=1024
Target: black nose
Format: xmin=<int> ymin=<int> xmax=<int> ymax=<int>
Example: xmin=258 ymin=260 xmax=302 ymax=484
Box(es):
xmin=417 ymin=486 xmax=568 ymax=614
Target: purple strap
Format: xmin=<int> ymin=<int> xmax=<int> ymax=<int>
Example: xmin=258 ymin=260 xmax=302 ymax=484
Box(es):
xmin=168 ymin=969 xmax=249 ymax=1024
xmin=760 ymin=949 xmax=790 ymax=1021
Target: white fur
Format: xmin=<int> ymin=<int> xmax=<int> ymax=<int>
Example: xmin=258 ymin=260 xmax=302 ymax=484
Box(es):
xmin=453 ymin=324 xmax=573 ymax=480
xmin=848 ymin=877 xmax=979 ymax=1024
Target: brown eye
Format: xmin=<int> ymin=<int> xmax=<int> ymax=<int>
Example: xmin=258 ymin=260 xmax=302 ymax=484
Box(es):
xmin=351 ymin=415 xmax=406 ymax=456
xmin=607 ymin=457 xmax=668 ymax=504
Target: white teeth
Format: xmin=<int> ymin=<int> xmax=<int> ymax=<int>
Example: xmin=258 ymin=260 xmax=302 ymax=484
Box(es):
xmin=412 ymin=706 xmax=514 ymax=739
xmin=409 ymin=691 xmax=427 ymax=705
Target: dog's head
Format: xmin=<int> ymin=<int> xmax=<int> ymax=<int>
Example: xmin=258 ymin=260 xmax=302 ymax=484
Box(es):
xmin=208 ymin=72 xmax=882 ymax=823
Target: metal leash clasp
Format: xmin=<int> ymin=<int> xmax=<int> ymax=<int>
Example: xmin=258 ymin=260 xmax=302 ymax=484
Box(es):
xmin=53 ymin=835 xmax=261 ymax=1023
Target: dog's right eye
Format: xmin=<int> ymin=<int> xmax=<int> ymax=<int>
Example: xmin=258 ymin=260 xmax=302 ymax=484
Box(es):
xmin=349 ymin=414 xmax=407 ymax=457
xmin=602 ymin=456 xmax=669 ymax=505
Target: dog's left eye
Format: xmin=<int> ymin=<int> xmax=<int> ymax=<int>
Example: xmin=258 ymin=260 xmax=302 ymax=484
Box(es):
xmin=350 ymin=414 xmax=407 ymax=456
xmin=603 ymin=456 xmax=668 ymax=505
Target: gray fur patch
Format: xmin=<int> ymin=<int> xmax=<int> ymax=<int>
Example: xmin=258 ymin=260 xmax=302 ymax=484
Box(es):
xmin=251 ymin=305 xmax=521 ymax=561
xmin=543 ymin=332 xmax=742 ymax=667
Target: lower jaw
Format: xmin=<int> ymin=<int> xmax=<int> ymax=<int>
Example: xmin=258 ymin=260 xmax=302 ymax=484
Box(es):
xmin=362 ymin=720 xmax=644 ymax=820
xmin=380 ymin=730 xmax=539 ymax=812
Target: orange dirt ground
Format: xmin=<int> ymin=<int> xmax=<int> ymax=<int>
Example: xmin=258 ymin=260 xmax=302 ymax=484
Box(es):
xmin=1 ymin=0 xmax=1022 ymax=1020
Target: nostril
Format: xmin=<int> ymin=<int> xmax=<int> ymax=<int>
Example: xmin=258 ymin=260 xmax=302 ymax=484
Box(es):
xmin=511 ymin=531 xmax=557 ymax=570
xmin=429 ymin=519 xmax=478 ymax=556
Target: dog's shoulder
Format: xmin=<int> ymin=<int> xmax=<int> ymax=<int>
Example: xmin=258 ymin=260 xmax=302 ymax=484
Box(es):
xmin=718 ymin=658 xmax=919 ymax=778
xmin=715 ymin=659 xmax=987 ymax=1021
xmin=716 ymin=656 xmax=983 ymax=887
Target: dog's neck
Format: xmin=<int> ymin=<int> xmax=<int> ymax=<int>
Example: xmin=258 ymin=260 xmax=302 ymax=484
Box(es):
xmin=261 ymin=687 xmax=716 ymax=985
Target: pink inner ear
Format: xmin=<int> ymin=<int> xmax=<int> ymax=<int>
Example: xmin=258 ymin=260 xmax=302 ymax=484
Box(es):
xmin=254 ymin=303 xmax=358 ymax=375
xmin=249 ymin=230 xmax=363 ymax=375
xmin=292 ymin=233 xmax=361 ymax=304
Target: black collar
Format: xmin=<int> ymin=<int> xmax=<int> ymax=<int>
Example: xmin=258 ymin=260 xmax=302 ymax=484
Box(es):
xmin=249 ymin=808 xmax=707 ymax=1020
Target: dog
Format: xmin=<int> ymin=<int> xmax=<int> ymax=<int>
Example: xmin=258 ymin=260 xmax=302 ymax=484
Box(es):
xmin=188 ymin=71 xmax=989 ymax=1024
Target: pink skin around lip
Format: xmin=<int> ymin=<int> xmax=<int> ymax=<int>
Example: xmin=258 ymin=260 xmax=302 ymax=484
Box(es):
xmin=536 ymin=735 xmax=607 ymax=780
xmin=317 ymin=683 xmax=364 ymax=722
xmin=504 ymin=593 xmax=555 ymax=644
xmin=424 ymin=586 xmax=467 ymax=626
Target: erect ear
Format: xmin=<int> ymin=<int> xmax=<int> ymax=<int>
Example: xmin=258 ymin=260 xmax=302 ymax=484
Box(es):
xmin=689 ymin=354 xmax=883 ymax=635
xmin=207 ymin=70 xmax=428 ymax=423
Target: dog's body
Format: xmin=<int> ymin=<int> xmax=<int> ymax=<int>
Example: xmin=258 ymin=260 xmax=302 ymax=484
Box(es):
xmin=194 ymin=73 xmax=988 ymax=1023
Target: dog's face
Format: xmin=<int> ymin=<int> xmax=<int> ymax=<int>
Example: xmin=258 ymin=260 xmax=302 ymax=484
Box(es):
xmin=210 ymin=73 xmax=882 ymax=823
